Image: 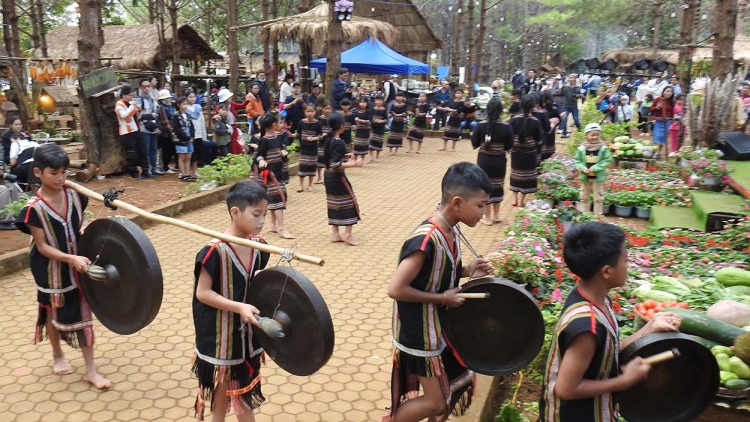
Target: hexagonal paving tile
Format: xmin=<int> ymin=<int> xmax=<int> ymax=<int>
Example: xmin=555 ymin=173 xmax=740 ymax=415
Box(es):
xmin=0 ymin=139 xmax=515 ymax=421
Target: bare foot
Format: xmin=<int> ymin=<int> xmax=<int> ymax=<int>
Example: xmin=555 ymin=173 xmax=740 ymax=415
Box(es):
xmin=493 ymin=218 xmax=503 ymax=223
xmin=407 ymin=149 xmax=412 ymax=153
xmin=268 ymin=227 xmax=278 ymax=234
xmin=511 ymin=202 xmax=518 ymax=207
xmin=368 ymin=159 xmax=375 ymax=163
xmin=53 ymin=357 xmax=73 ymax=375
xmin=84 ymin=371 xmax=112 ymax=390
xmin=438 ymin=148 xmax=446 ymax=151
xmin=415 ymin=151 xmax=421 ymax=154
xmin=278 ymin=229 xmax=296 ymax=239
xmin=342 ymin=236 xmax=360 ymax=246
xmin=297 ymin=188 xmax=304 ymax=193
xmin=448 ymin=149 xmax=456 ymax=152
xmin=331 ymin=234 xmax=343 ymax=243
xmin=315 ymin=180 xmax=324 ymax=184
xmin=481 ymin=218 xmax=494 ymax=226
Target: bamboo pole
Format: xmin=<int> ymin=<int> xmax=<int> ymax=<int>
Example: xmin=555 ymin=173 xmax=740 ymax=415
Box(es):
xmin=64 ymin=181 xmax=325 ymax=266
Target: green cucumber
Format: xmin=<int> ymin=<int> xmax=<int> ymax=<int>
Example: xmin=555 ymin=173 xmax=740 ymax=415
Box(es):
xmin=724 ymin=379 xmax=750 ymax=390
xmin=690 ymin=336 xmax=721 ymax=349
xmin=665 ymin=307 xmax=748 ymax=346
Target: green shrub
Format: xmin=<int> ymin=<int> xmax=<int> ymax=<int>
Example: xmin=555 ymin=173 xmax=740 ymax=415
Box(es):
xmin=189 ymin=154 xmax=252 ymax=192
xmin=0 ymin=194 xmax=30 ymax=218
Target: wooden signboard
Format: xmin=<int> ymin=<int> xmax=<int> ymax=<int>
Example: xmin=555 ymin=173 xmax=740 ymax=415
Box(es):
xmin=79 ymin=67 xmax=118 ymax=99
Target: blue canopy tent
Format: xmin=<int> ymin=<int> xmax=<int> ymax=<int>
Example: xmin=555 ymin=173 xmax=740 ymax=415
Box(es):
xmin=310 ymin=38 xmax=429 ymax=75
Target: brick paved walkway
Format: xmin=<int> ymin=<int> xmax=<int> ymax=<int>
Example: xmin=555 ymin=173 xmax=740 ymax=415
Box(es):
xmin=0 ymin=139 xmax=516 ymax=422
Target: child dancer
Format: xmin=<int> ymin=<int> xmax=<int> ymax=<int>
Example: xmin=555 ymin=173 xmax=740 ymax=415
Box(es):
xmin=387 ymin=93 xmax=408 ymax=155
xmin=316 ymin=102 xmax=332 ymax=184
xmin=340 ymin=99 xmax=355 ymax=154
xmin=323 ymin=112 xmax=364 ymax=246
xmin=296 ymin=105 xmax=323 ymax=192
xmin=254 ymin=113 xmax=295 ymax=239
xmin=369 ymin=96 xmax=387 ymax=163
xmin=441 ymin=90 xmax=465 ymax=152
xmin=192 ymin=180 xmax=270 ymax=421
xmin=407 ymin=93 xmax=429 ymax=154
xmin=352 ymin=97 xmax=372 ymax=161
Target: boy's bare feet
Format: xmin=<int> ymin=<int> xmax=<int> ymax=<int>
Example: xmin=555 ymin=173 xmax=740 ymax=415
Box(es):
xmin=268 ymin=227 xmax=278 ymax=234
xmin=481 ymin=218 xmax=494 ymax=226
xmin=493 ymin=218 xmax=503 ymax=223
xmin=315 ymin=180 xmax=324 ymax=184
xmin=53 ymin=357 xmax=73 ymax=375
xmin=84 ymin=371 xmax=112 ymax=389
xmin=297 ymin=187 xmax=304 ymax=193
xmin=342 ymin=236 xmax=360 ymax=246
xmin=278 ymin=229 xmax=295 ymax=239
xmin=331 ymin=234 xmax=343 ymax=243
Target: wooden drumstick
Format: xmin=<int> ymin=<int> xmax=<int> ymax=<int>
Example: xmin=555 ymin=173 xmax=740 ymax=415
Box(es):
xmin=642 ymin=348 xmax=681 ymax=365
xmin=456 ymin=293 xmax=490 ymax=299
xmin=65 ymin=181 xmax=325 ymax=266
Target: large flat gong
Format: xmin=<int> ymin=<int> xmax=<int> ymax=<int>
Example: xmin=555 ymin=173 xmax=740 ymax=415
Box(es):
xmin=78 ymin=217 xmax=163 ymax=335
xmin=445 ymin=277 xmax=544 ymax=376
xmin=248 ymin=267 xmax=334 ymax=376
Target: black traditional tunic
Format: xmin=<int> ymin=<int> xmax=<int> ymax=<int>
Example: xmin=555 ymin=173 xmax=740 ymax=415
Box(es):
xmin=352 ymin=109 xmax=371 ymax=156
xmin=342 ymin=111 xmax=355 ymax=153
xmin=254 ymin=134 xmax=287 ymax=210
xmin=532 ymin=108 xmax=551 ymax=165
xmin=279 ymin=131 xmax=291 ymax=183
xmin=370 ymin=108 xmax=387 ymax=151
xmin=387 ymin=103 xmax=408 ymax=148
xmin=317 ymin=116 xmax=330 ymax=168
xmin=324 ymin=137 xmax=360 ymax=226
xmin=407 ymin=103 xmax=430 ymax=142
xmin=15 ymin=188 xmax=94 ymax=349
xmin=472 ymin=121 xmax=514 ymax=204
xmin=192 ymin=239 xmax=270 ymax=421
xmin=509 ymin=115 xmax=542 ymax=194
xmin=539 ymin=288 xmax=620 ymax=422
xmin=296 ymin=119 xmax=322 ymax=177
xmin=442 ymin=101 xmax=465 ymax=142
xmin=385 ymin=220 xmax=474 ymax=422
xmin=544 ymin=104 xmax=562 ymax=160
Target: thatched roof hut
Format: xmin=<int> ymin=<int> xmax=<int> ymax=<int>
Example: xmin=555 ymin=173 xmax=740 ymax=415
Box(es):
xmin=353 ymin=0 xmax=443 ymax=61
xmin=260 ymin=4 xmax=397 ymax=56
xmin=37 ymin=24 xmax=221 ymax=71
xmin=601 ymin=34 xmax=750 ymax=66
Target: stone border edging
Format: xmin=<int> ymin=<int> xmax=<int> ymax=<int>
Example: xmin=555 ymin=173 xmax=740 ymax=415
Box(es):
xmin=0 ymin=163 xmax=299 ymax=277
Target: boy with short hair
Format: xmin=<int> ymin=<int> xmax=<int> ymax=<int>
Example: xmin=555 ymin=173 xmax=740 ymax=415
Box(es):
xmin=214 ymin=105 xmax=231 ymax=157
xmin=574 ymin=123 xmax=612 ymax=215
xmin=193 ymin=180 xmax=271 ymax=421
xmin=15 ymin=144 xmax=111 ymax=389
xmin=385 ymin=162 xmax=495 ymax=422
xmin=539 ymin=222 xmax=682 ymax=422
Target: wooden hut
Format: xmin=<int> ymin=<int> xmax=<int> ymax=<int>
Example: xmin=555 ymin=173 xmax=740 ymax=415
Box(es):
xmin=37 ymin=24 xmax=222 ymax=72
xmin=600 ymin=34 xmax=750 ymax=67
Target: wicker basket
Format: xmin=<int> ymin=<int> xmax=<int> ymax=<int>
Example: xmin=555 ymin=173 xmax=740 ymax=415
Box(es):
xmin=717 ymin=386 xmax=750 ymax=400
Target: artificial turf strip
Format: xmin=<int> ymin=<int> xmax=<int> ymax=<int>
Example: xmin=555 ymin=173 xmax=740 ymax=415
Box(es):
xmin=728 ymin=160 xmax=750 ymax=189
xmin=690 ymin=191 xmax=748 ymax=227
xmin=650 ymin=206 xmax=705 ymax=231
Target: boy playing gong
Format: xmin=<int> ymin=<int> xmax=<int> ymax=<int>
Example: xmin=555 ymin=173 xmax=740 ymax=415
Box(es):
xmin=385 ymin=162 xmax=495 ymax=422
xmin=15 ymin=144 xmax=110 ymax=389
xmin=539 ymin=222 xmax=682 ymax=421
xmin=192 ymin=180 xmax=270 ymax=421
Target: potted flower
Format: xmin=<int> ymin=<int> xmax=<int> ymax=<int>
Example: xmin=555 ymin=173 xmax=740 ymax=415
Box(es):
xmin=535 ymin=186 xmax=555 ymax=207
xmin=552 ymin=203 xmax=581 ymax=232
xmin=689 ymin=155 xmax=733 ymax=186
xmin=609 ymin=191 xmax=636 ymax=217
xmin=552 ymin=185 xmax=580 ymax=207
xmin=633 ymin=191 xmax=657 ymax=219
xmin=603 ymin=192 xmax=614 ymax=215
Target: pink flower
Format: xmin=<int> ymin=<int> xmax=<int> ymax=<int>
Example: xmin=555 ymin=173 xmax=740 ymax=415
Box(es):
xmin=552 ymin=289 xmax=563 ymax=302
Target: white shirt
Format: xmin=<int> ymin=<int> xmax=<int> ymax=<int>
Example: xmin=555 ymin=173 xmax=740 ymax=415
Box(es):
xmin=279 ymin=82 xmax=293 ymax=102
xmin=187 ymin=104 xmax=207 ymax=140
xmin=10 ymin=138 xmax=39 ymax=164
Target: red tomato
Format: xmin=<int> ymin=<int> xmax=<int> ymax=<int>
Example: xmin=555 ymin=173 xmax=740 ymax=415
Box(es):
xmin=677 ymin=302 xmax=690 ymax=309
xmin=643 ymin=300 xmax=656 ymax=309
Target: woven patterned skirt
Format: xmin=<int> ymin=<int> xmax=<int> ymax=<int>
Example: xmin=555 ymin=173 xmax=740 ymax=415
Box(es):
xmin=254 ymin=168 xmax=287 ymax=210
xmin=443 ymin=117 xmax=462 ymax=141
xmin=407 ymin=124 xmax=425 ymax=142
xmin=317 ymin=144 xmax=325 ymax=168
xmin=387 ymin=131 xmax=404 ymax=148
xmin=542 ymin=132 xmax=556 ymax=160
xmin=370 ymin=131 xmax=384 ymax=151
xmin=510 ymin=143 xmax=539 ymax=194
xmin=298 ymin=153 xmax=317 ymax=177
xmin=477 ymin=153 xmax=506 ymax=204
xmin=353 ymin=127 xmax=371 ymax=155
xmin=325 ymin=169 xmax=360 ymax=226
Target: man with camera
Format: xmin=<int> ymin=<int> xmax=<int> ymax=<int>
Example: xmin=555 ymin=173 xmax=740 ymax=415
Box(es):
xmin=136 ymin=78 xmax=161 ymax=176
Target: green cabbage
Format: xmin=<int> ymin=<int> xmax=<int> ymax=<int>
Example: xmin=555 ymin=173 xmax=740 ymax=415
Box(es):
xmin=651 ymin=276 xmax=691 ymax=297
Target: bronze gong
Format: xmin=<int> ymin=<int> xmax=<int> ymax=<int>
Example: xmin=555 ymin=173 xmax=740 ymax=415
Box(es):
xmin=248 ymin=266 xmax=335 ymax=376
xmin=445 ymin=277 xmax=545 ymax=376
xmin=78 ymin=217 xmax=163 ymax=335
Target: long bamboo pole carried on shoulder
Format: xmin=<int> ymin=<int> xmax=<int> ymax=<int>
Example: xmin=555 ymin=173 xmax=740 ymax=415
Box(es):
xmin=64 ymin=181 xmax=325 ymax=266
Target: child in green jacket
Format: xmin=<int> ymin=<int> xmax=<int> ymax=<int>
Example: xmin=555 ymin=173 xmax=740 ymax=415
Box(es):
xmin=574 ymin=123 xmax=612 ymax=214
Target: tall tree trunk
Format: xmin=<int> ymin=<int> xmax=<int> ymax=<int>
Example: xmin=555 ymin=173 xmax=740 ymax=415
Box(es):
xmin=652 ymin=1 xmax=664 ymax=54
xmin=451 ymin=0 xmax=463 ymax=77
xmin=2 ymin=0 xmax=31 ymax=122
xmin=325 ymin=0 xmax=343 ymax=100
xmin=678 ymin=0 xmax=699 ymax=88
xmin=298 ymin=0 xmax=313 ymax=92
xmin=78 ymin=0 xmax=121 ymax=174
xmin=35 ymin=0 xmax=48 ymax=57
xmin=262 ymin=0 xmax=270 ymax=76
xmin=227 ymin=0 xmax=239 ymax=93
xmin=29 ymin=1 xmax=42 ymax=53
xmin=205 ymin=0 xmax=212 ymax=47
xmin=476 ymin=0 xmax=487 ymax=85
xmin=712 ymin=0 xmax=738 ymax=79
xmin=2 ymin=0 xmax=21 ymax=58
xmin=467 ymin=0 xmax=475 ymax=85
xmin=169 ymin=0 xmax=182 ymax=95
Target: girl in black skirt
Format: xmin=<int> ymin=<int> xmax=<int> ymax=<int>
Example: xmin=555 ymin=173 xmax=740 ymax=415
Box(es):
xmin=324 ymin=112 xmax=364 ymax=246
xmin=369 ymin=97 xmax=387 ymax=163
xmin=255 ymin=113 xmax=295 ymax=239
xmin=341 ymin=99 xmax=355 ymax=153
xmin=471 ymin=98 xmax=513 ymax=225
xmin=441 ymin=89 xmax=465 ymax=152
xmin=316 ymin=102 xmax=332 ymax=184
xmin=352 ymin=97 xmax=372 ymax=161
xmin=296 ymin=104 xmax=323 ymax=192
xmin=387 ymin=93 xmax=408 ymax=155
xmin=509 ymin=94 xmax=543 ymax=207
xmin=542 ymin=90 xmax=562 ymax=161
xmin=407 ymin=93 xmax=429 ymax=154
xmin=530 ymin=91 xmax=550 ymax=166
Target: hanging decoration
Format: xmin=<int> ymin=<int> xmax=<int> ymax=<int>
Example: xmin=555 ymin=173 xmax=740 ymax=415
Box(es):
xmin=334 ymin=0 xmax=354 ymax=20
xmin=28 ymin=59 xmax=78 ymax=85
